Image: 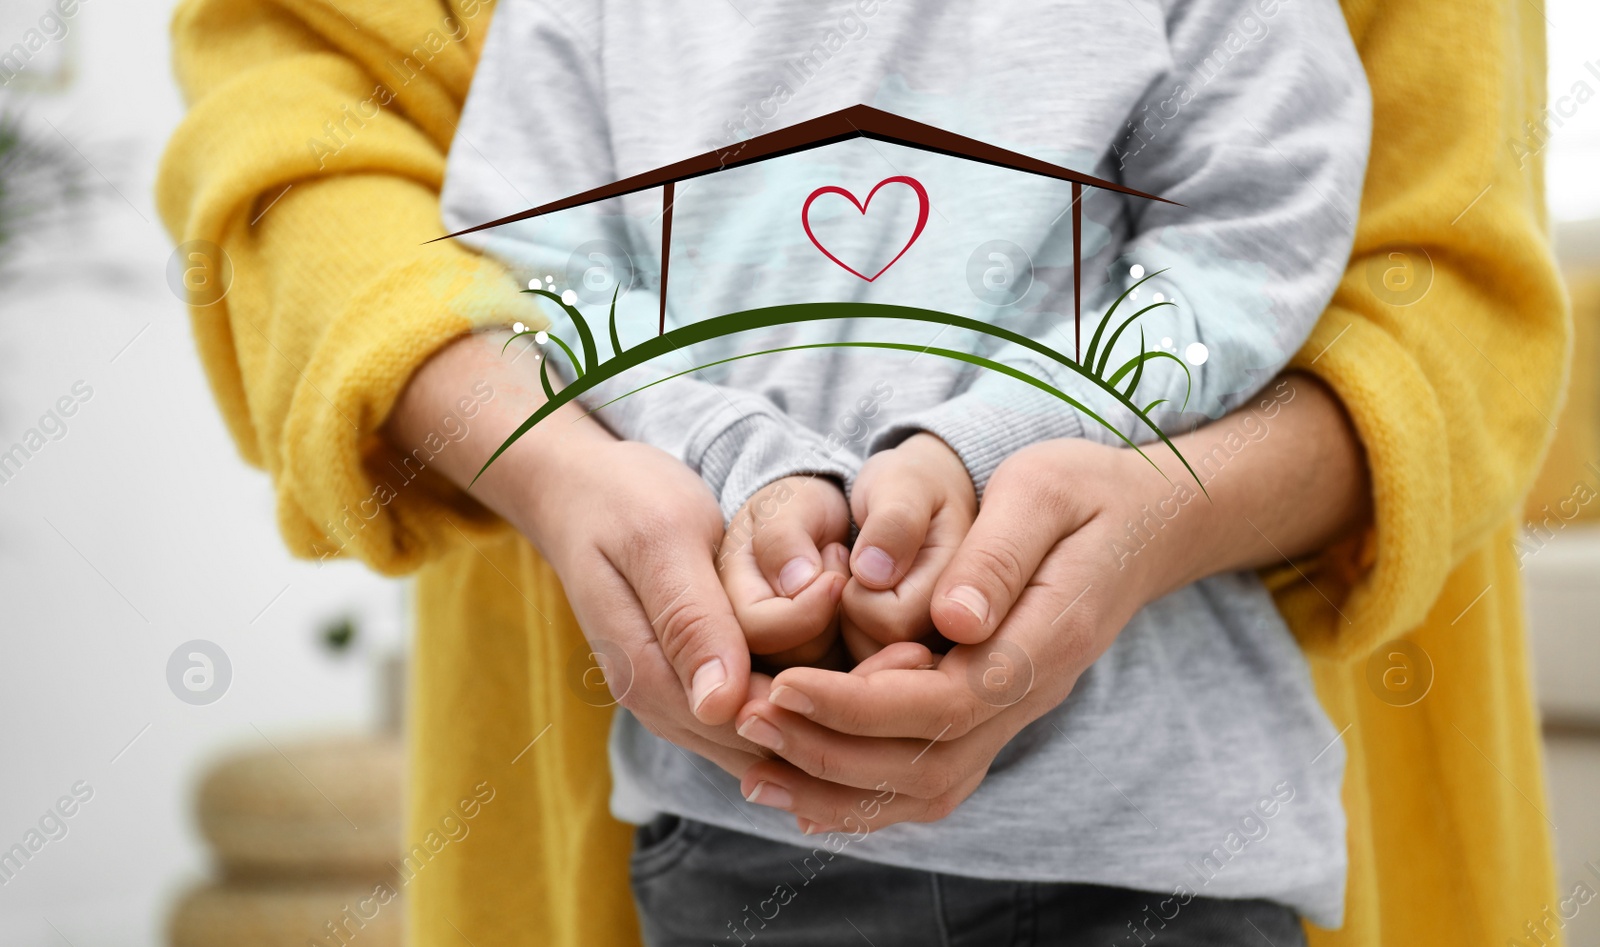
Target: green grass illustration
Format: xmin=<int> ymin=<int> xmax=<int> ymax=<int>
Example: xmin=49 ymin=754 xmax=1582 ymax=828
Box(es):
xmin=484 ymin=271 xmax=1202 ymax=491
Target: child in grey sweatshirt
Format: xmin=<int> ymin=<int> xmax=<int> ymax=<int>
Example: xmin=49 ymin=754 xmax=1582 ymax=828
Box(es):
xmin=441 ymin=0 xmax=1370 ymax=939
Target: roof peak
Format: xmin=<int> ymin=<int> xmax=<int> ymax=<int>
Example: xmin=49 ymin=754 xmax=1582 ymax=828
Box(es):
xmin=435 ymin=103 xmax=1173 ymax=244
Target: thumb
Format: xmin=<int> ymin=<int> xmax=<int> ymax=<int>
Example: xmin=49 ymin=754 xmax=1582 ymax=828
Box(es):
xmin=931 ymin=479 xmax=1065 ymax=644
xmin=635 ymin=548 xmax=752 ymax=726
xmin=749 ymin=477 xmax=849 ymax=597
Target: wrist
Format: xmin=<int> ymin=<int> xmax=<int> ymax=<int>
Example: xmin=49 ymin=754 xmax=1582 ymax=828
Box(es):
xmin=386 ymin=330 xmax=609 ymax=547
xmin=899 ymin=432 xmax=976 ymax=501
xmin=1102 ymin=434 xmax=1240 ymax=604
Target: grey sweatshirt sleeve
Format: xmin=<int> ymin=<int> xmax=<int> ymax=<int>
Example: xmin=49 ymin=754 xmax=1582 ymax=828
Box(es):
xmin=440 ymin=0 xmax=856 ymax=520
xmin=871 ymin=0 xmax=1371 ymax=497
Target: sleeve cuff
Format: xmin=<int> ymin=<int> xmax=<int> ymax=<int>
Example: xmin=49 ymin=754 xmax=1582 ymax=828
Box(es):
xmin=697 ymin=411 xmax=861 ymax=522
xmin=278 ymin=250 xmax=544 ymax=575
xmin=867 ymin=365 xmax=1085 ymax=501
xmin=1268 ymin=313 xmax=1452 ymax=659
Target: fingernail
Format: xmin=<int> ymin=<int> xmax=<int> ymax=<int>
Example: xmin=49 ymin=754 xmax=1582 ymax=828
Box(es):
xmin=778 ymin=557 xmax=819 ymax=597
xmin=856 ymin=546 xmax=897 ymax=585
xmin=745 ymin=780 xmax=794 ymax=810
xmin=768 ymin=685 xmax=815 ymax=716
xmin=690 ymin=658 xmax=727 ymax=716
xmin=737 ymin=714 xmax=785 ymax=752
xmin=945 ymin=585 xmax=989 ymax=626
xmin=799 ymin=819 xmax=820 ymax=836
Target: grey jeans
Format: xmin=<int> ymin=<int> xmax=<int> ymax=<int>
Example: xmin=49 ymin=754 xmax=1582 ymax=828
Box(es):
xmin=630 ymin=816 xmax=1309 ymax=947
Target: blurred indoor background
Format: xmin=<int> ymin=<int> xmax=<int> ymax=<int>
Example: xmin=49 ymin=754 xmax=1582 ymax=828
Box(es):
xmin=0 ymin=1 xmax=1596 ymax=944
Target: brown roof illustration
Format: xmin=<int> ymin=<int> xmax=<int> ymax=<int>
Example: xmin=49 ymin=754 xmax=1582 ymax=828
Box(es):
xmin=438 ymin=103 xmax=1170 ymax=242
xmin=437 ymin=103 xmax=1177 ymax=351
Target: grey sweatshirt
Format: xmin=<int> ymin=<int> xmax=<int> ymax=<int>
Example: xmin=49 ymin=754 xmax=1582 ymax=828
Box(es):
xmin=442 ymin=0 xmax=1369 ymax=927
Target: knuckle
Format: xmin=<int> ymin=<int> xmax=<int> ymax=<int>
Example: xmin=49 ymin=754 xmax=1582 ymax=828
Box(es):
xmin=907 ymin=764 xmax=952 ymax=799
xmin=834 ymin=698 xmax=874 ymax=735
xmin=799 ymin=743 xmax=844 ymax=784
xmin=865 ymin=503 xmax=920 ymax=549
xmin=961 ymin=538 xmax=1029 ymax=597
xmin=940 ymin=696 xmax=986 ymax=740
xmin=919 ymin=793 xmax=962 ymax=823
xmin=653 ymin=600 xmax=715 ymax=666
xmin=876 ymin=602 xmax=930 ymax=643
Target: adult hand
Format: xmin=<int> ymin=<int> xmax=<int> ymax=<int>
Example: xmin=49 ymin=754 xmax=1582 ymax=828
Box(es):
xmin=387 ymin=332 xmax=772 ymax=778
xmin=736 ymin=437 xmax=1150 ymax=831
xmin=735 ymin=374 xmax=1370 ymax=831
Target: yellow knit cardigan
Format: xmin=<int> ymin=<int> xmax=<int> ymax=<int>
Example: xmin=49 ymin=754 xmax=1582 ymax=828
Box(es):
xmin=157 ymin=1 xmax=1570 ymax=943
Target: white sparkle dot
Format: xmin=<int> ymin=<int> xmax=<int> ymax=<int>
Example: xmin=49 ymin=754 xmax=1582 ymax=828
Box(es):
xmin=1185 ymin=342 xmax=1210 ymax=365
xmin=527 ymin=279 xmax=539 ymax=290
xmin=1161 ymin=336 xmax=1172 ymax=347
xmin=1130 ymin=264 xmax=1145 ymax=279
xmin=1130 ymin=289 xmax=1140 ymax=300
xmin=561 ymin=289 xmax=578 ymax=305
xmin=545 ymin=275 xmax=555 ymax=284
xmin=513 ymin=322 xmax=526 ymax=334
xmin=534 ymin=330 xmax=549 ymax=344
xmin=1153 ymin=292 xmax=1165 ymax=303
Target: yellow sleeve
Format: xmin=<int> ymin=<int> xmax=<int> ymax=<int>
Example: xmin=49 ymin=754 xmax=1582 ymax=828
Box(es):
xmin=155 ymin=0 xmax=542 ymax=574
xmin=1272 ymin=0 xmax=1568 ymax=657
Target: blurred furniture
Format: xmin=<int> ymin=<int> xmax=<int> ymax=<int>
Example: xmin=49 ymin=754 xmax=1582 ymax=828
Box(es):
xmin=1524 ymin=219 xmax=1600 ymax=945
xmin=168 ymin=736 xmax=405 ymax=947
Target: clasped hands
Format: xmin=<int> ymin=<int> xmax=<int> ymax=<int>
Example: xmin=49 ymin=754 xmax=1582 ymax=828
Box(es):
xmin=528 ymin=429 xmax=1174 ymax=837
xmin=395 ymin=339 xmax=1353 ymax=838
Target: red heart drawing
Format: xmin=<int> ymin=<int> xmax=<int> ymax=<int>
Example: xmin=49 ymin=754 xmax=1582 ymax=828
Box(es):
xmin=801 ymin=175 xmax=929 ymax=282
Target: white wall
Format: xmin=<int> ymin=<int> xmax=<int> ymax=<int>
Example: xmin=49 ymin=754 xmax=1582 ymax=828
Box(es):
xmin=1545 ymin=1 xmax=1600 ymax=222
xmin=0 ymin=3 xmax=404 ymax=945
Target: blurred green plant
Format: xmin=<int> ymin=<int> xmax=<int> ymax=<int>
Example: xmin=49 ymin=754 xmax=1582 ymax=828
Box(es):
xmin=320 ymin=616 xmax=358 ymax=655
xmin=0 ymin=110 xmax=87 ymax=263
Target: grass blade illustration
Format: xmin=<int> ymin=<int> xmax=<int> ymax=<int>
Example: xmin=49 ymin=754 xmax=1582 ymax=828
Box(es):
xmin=473 ymin=300 xmax=1206 ymax=494
xmin=607 ymin=285 xmax=624 ymax=358
xmin=525 ymin=288 xmax=601 ymax=373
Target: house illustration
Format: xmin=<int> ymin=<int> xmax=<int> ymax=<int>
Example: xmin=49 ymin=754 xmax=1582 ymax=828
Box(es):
xmin=439 ymin=104 xmax=1173 ymax=359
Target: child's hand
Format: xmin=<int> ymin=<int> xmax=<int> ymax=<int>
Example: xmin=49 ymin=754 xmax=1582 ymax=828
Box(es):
xmin=717 ymin=476 xmax=852 ymax=670
xmin=841 ymin=433 xmax=978 ymax=661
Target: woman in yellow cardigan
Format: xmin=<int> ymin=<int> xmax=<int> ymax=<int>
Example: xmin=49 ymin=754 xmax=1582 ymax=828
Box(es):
xmin=157 ymin=0 xmax=1569 ymax=944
